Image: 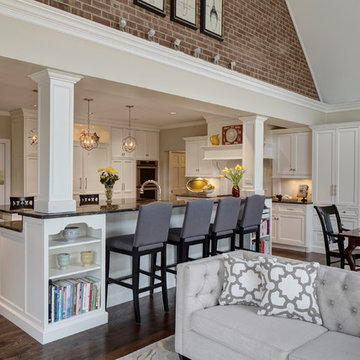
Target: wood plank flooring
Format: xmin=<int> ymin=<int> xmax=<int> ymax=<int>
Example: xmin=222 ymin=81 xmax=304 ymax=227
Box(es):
xmin=0 ymin=249 xmax=326 ymax=360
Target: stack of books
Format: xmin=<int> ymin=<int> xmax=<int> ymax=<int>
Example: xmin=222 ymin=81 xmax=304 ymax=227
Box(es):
xmin=48 ymin=277 xmax=100 ymax=323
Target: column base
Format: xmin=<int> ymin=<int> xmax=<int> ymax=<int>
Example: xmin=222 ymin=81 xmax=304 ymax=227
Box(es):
xmin=34 ymin=199 xmax=76 ymax=213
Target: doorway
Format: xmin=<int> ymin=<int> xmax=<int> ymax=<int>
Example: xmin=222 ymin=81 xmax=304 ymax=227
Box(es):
xmin=169 ymin=151 xmax=186 ymax=201
xmin=0 ymin=139 xmax=10 ymax=205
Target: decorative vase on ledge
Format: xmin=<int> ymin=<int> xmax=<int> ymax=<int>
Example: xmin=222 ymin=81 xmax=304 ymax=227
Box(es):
xmin=105 ymin=185 xmax=113 ymax=205
xmin=232 ymin=185 xmax=240 ymax=198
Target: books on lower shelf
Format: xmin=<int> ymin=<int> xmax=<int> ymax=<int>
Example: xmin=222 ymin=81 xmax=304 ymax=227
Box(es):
xmin=249 ymin=218 xmax=270 ymax=254
xmin=48 ymin=277 xmax=101 ymax=323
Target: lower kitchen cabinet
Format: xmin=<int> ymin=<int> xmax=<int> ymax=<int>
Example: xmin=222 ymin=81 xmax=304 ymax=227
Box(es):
xmin=272 ymin=203 xmax=313 ymax=251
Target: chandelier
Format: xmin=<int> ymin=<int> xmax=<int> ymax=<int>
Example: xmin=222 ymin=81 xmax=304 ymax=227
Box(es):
xmin=80 ymin=98 xmax=100 ymax=151
xmin=122 ymin=105 xmax=137 ymax=153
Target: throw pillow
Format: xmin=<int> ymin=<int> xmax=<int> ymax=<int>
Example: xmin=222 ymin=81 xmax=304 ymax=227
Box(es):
xmin=219 ymin=255 xmax=264 ymax=306
xmin=256 ymin=257 xmax=323 ymax=325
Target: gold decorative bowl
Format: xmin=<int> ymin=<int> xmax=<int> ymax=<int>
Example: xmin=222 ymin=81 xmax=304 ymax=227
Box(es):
xmin=186 ymin=178 xmax=209 ymax=192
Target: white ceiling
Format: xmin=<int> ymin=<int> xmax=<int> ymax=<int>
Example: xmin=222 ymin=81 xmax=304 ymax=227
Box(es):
xmin=287 ymin=0 xmax=360 ymax=104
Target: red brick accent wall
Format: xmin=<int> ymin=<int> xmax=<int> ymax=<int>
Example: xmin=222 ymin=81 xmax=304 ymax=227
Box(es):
xmin=35 ymin=0 xmax=319 ymax=100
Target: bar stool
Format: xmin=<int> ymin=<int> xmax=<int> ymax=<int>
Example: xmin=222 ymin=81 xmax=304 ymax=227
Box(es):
xmin=106 ymin=202 xmax=172 ymax=324
xmin=235 ymin=195 xmax=265 ymax=252
xmin=210 ymin=197 xmax=242 ymax=256
xmin=166 ymin=199 xmax=214 ymax=273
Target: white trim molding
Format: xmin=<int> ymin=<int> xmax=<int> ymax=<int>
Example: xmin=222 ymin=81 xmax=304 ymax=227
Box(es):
xmin=0 ymin=138 xmax=11 ymax=204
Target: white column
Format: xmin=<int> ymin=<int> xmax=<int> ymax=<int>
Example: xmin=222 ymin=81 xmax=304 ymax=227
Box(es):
xmin=29 ymin=69 xmax=83 ymax=213
xmin=241 ymin=115 xmax=267 ymax=195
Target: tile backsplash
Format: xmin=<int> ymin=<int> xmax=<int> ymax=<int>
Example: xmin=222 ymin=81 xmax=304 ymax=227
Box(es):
xmin=273 ymin=178 xmax=312 ymax=199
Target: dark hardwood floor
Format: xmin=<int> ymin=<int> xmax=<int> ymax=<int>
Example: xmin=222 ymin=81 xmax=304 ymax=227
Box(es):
xmin=0 ymin=249 xmax=326 ymax=360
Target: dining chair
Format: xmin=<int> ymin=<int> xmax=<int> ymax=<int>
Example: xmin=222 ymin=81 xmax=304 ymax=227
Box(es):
xmin=106 ymin=202 xmax=173 ymax=323
xmin=314 ymin=205 xmax=360 ymax=269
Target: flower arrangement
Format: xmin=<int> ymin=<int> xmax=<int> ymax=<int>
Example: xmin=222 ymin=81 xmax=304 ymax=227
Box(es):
xmin=220 ymin=164 xmax=246 ymax=197
xmin=97 ymin=167 xmax=119 ymax=204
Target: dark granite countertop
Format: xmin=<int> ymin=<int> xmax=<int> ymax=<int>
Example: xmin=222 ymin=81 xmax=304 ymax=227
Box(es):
xmin=0 ymin=199 xmax=189 ymax=220
xmin=272 ymin=199 xmax=313 ymax=205
xmin=0 ymin=220 xmax=23 ymax=232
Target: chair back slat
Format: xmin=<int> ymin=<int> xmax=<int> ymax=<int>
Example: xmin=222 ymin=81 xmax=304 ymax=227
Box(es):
xmin=239 ymin=195 xmax=265 ymax=228
xmin=10 ymin=196 xmax=35 ymax=210
xmin=134 ymin=202 xmax=173 ymax=248
xmin=181 ymin=199 xmax=214 ymax=239
xmin=314 ymin=205 xmax=343 ymax=244
xmin=213 ymin=197 xmax=241 ymax=233
xmin=79 ymin=194 xmax=99 ymax=205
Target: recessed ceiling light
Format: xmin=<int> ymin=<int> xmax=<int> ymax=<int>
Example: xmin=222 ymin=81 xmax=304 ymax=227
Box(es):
xmin=169 ymin=112 xmax=177 ymax=115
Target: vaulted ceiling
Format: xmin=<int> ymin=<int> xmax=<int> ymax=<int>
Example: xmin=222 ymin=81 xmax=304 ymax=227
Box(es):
xmin=287 ymin=0 xmax=360 ymax=104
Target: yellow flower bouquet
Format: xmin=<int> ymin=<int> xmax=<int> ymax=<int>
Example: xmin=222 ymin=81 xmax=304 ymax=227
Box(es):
xmin=98 ymin=167 xmax=119 ymax=204
xmin=220 ymin=164 xmax=246 ymax=197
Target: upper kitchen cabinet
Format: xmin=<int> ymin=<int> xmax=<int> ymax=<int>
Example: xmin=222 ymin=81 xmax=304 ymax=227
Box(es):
xmin=273 ymin=129 xmax=312 ymax=178
xmin=134 ymin=130 xmax=159 ymax=160
xmin=312 ymin=125 xmax=358 ymax=206
xmin=111 ymin=127 xmax=135 ymax=158
xmin=184 ymin=136 xmax=214 ymax=177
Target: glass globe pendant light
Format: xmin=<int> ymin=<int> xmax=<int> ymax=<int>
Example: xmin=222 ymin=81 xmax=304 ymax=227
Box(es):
xmin=122 ymin=105 xmax=137 ymax=153
xmin=80 ymin=98 xmax=100 ymax=151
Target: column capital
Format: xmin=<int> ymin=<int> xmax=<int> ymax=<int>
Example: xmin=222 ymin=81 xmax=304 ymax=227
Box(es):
xmin=240 ymin=115 xmax=268 ymax=124
xmin=29 ymin=68 xmax=83 ymax=85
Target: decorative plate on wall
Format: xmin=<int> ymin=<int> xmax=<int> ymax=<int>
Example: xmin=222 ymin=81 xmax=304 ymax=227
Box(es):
xmin=222 ymin=125 xmax=243 ymax=145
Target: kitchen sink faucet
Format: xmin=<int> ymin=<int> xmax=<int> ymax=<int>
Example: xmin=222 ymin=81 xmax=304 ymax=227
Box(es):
xmin=140 ymin=180 xmax=161 ymax=201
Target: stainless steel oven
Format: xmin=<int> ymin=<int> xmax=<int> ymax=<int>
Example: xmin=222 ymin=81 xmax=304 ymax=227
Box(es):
xmin=136 ymin=160 xmax=158 ymax=200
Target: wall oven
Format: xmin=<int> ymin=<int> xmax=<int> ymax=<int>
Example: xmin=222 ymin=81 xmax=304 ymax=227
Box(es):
xmin=136 ymin=160 xmax=159 ymax=200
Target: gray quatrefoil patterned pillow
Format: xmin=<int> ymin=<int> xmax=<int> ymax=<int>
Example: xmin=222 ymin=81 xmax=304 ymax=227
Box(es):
xmin=219 ymin=255 xmax=264 ymax=306
xmin=256 ymin=257 xmax=323 ymax=325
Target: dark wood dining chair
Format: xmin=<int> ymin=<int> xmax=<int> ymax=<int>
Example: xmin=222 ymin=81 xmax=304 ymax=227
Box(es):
xmin=79 ymin=194 xmax=99 ymax=205
xmin=315 ymin=205 xmax=360 ymax=269
xmin=9 ymin=196 xmax=34 ymax=210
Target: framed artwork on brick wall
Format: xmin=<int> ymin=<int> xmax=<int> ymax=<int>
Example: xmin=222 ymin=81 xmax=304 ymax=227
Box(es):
xmin=200 ymin=0 xmax=224 ymax=41
xmin=134 ymin=0 xmax=166 ymax=17
xmin=171 ymin=0 xmax=198 ymax=29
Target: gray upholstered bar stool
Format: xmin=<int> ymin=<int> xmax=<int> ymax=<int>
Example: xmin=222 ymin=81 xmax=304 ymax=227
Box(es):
xmin=106 ymin=202 xmax=172 ymax=324
xmin=210 ymin=197 xmax=242 ymax=256
xmin=166 ymin=199 xmax=214 ymax=273
xmin=235 ymin=195 xmax=266 ymax=252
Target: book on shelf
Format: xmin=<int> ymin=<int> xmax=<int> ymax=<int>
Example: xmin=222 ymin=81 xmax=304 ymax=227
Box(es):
xmin=48 ymin=277 xmax=101 ymax=323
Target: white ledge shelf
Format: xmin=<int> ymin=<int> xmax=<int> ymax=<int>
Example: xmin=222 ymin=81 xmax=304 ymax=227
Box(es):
xmin=202 ymin=144 xmax=243 ymax=160
xmin=49 ymin=236 xmax=101 ymax=250
xmin=49 ymin=264 xmax=101 ymax=280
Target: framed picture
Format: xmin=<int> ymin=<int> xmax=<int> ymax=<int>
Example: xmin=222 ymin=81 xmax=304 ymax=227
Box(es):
xmin=222 ymin=125 xmax=242 ymax=145
xmin=134 ymin=0 xmax=166 ymax=17
xmin=171 ymin=0 xmax=198 ymax=29
xmin=200 ymin=0 xmax=224 ymax=41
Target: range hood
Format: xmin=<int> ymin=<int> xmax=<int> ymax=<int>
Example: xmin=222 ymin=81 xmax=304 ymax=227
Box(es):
xmin=202 ymin=143 xmax=273 ymax=160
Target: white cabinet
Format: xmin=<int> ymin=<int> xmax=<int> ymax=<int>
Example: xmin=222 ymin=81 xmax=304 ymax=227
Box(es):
xmin=312 ymin=127 xmax=358 ymax=206
xmin=134 ymin=130 xmax=159 ymax=160
xmin=111 ymin=128 xmax=135 ymax=158
xmin=273 ymin=131 xmax=312 ymax=178
xmin=111 ymin=159 xmax=136 ymax=198
xmin=184 ymin=137 xmax=214 ymax=177
xmin=73 ymin=143 xmax=110 ymax=198
xmin=272 ymin=203 xmax=313 ymax=250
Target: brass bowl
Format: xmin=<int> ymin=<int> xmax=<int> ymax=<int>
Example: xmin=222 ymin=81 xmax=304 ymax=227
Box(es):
xmin=186 ymin=178 xmax=209 ymax=192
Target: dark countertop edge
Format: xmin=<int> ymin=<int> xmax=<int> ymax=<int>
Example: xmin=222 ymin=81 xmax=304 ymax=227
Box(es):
xmin=176 ymin=193 xmax=273 ymax=199
xmin=0 ymin=221 xmax=23 ymax=232
xmin=272 ymin=200 xmax=313 ymax=205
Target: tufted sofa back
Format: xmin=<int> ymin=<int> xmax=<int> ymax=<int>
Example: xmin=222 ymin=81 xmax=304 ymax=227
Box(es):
xmin=176 ymin=250 xmax=360 ymax=350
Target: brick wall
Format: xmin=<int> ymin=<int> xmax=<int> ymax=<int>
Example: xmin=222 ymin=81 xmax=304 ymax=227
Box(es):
xmin=35 ymin=0 xmax=319 ymax=100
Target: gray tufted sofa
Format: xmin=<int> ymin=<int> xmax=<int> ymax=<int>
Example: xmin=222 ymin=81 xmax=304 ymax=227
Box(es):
xmin=175 ymin=250 xmax=360 ymax=360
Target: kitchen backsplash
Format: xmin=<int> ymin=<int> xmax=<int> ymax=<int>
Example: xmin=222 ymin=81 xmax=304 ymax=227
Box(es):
xmin=273 ymin=178 xmax=312 ymax=199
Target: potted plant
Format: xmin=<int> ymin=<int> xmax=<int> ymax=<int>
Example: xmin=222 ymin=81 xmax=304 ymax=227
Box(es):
xmin=220 ymin=164 xmax=246 ymax=197
xmin=97 ymin=167 xmax=119 ymax=204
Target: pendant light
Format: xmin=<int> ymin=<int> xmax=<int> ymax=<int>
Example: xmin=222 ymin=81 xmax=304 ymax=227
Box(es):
xmin=122 ymin=105 xmax=137 ymax=153
xmin=80 ymin=98 xmax=100 ymax=151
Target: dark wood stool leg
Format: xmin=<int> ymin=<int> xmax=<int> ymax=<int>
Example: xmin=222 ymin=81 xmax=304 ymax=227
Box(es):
xmin=105 ymin=248 xmax=110 ymax=307
xmin=149 ymin=252 xmax=157 ymax=295
xmin=160 ymin=246 xmax=169 ymax=312
xmin=255 ymin=228 xmax=260 ymax=253
xmin=211 ymin=233 xmax=217 ymax=256
xmin=239 ymin=228 xmax=244 ymax=249
xmin=178 ymin=240 xmax=186 ymax=263
xmin=203 ymin=235 xmax=210 ymax=258
xmin=230 ymin=233 xmax=236 ymax=252
xmin=132 ymin=250 xmax=141 ymax=324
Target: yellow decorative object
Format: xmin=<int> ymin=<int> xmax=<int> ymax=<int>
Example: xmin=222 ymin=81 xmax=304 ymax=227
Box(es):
xmin=186 ymin=178 xmax=209 ymax=192
xmin=210 ymin=134 xmax=220 ymax=145
xmin=220 ymin=164 xmax=246 ymax=187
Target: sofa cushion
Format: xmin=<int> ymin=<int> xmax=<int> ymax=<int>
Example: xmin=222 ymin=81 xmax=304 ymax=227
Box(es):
xmin=257 ymin=257 xmax=323 ymax=325
xmin=289 ymin=331 xmax=360 ymax=360
xmin=191 ymin=304 xmax=327 ymax=360
xmin=219 ymin=255 xmax=264 ymax=306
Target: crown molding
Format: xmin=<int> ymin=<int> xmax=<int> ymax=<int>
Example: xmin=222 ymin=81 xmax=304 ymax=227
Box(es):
xmin=0 ymin=110 xmax=10 ymax=116
xmin=1 ymin=0 xmax=360 ymax=116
